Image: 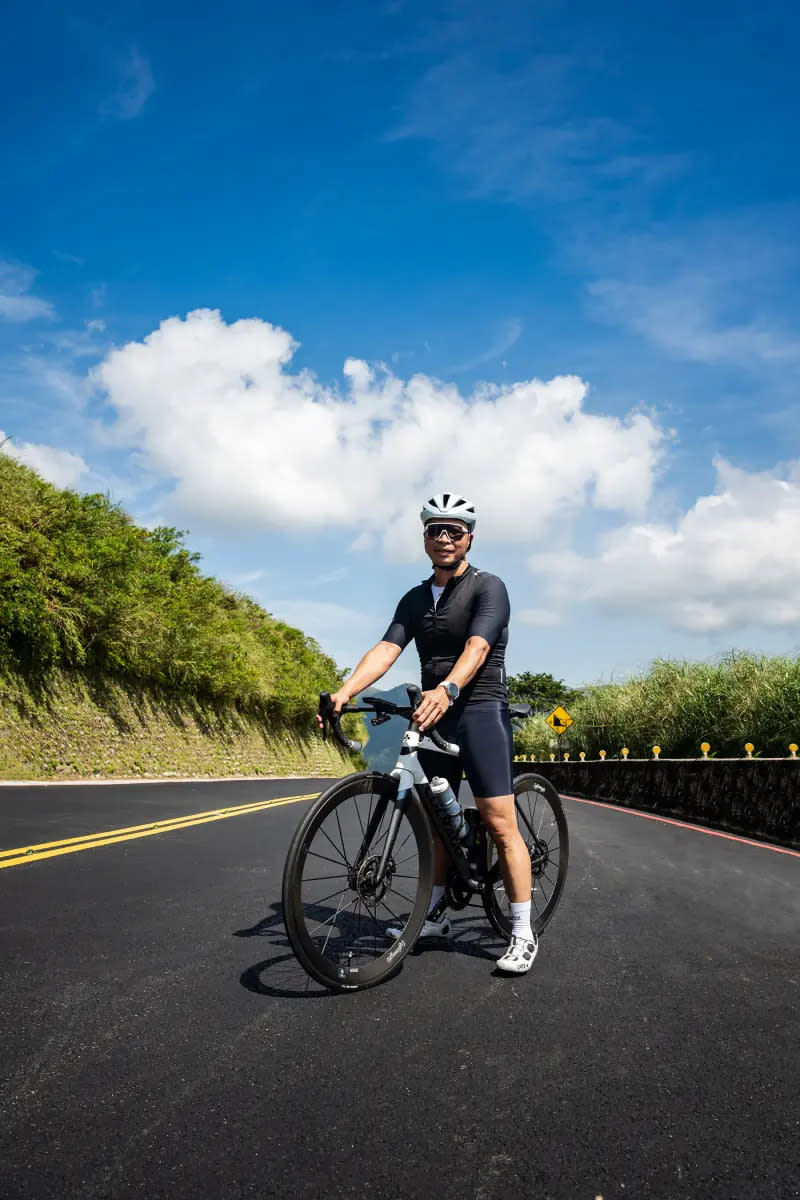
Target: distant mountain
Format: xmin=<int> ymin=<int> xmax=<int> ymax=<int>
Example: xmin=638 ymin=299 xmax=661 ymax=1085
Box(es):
xmin=358 ymin=682 xmax=417 ymax=772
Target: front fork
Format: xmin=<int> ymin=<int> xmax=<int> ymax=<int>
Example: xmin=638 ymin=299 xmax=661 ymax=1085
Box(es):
xmin=352 ymin=787 xmax=411 ymax=888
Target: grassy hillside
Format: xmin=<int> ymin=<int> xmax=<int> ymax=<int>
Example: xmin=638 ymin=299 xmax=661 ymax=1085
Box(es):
xmin=0 ymin=455 xmax=360 ymax=777
xmin=0 ymin=455 xmax=346 ymax=721
xmin=514 ymin=652 xmax=800 ymax=760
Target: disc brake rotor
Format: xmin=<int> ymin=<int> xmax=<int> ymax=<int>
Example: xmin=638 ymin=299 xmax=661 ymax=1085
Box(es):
xmin=529 ymin=837 xmax=550 ymax=878
xmin=352 ymin=854 xmax=391 ymax=904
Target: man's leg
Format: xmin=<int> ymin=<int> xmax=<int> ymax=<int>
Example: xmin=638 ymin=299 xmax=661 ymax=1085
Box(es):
xmin=475 ymin=793 xmax=537 ymax=971
xmin=474 ymin=793 xmax=532 ymax=905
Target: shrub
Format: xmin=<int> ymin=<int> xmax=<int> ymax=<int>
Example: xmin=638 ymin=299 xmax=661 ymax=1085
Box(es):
xmin=0 ymin=456 xmax=345 ymax=723
xmin=513 ymin=652 xmax=800 ymax=759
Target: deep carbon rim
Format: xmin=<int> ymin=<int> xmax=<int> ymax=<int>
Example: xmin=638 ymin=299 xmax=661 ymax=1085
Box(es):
xmin=283 ymin=775 xmax=433 ymax=990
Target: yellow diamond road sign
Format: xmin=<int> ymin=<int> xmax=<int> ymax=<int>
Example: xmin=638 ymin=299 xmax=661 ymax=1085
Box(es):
xmin=545 ymin=705 xmax=573 ymax=735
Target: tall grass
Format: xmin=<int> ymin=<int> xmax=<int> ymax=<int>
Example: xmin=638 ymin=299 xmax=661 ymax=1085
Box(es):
xmin=514 ymin=652 xmax=800 ymax=759
xmin=0 ymin=456 xmax=345 ymax=723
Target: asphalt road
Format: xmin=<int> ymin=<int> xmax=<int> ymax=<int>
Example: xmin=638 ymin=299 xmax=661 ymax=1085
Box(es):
xmin=1 ymin=777 xmax=798 ymax=1200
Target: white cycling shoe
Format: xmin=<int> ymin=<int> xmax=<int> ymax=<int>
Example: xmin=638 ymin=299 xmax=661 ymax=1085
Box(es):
xmin=386 ymin=913 xmax=451 ymax=941
xmin=496 ymin=933 xmax=538 ymax=974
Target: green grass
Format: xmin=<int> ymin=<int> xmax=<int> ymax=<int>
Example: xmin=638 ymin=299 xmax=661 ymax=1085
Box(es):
xmin=0 ymin=455 xmax=347 ymax=727
xmin=514 ymin=652 xmax=800 ymax=759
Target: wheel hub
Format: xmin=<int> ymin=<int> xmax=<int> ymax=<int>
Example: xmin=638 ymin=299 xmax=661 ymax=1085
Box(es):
xmin=529 ymin=838 xmax=550 ymax=878
xmin=351 ymin=854 xmax=392 ymax=904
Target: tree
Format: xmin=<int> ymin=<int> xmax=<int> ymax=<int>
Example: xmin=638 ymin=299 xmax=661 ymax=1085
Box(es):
xmin=507 ymin=671 xmax=580 ymax=711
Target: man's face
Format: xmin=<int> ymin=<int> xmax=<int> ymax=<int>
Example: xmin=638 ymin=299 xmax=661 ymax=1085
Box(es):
xmin=423 ymin=520 xmax=471 ymax=568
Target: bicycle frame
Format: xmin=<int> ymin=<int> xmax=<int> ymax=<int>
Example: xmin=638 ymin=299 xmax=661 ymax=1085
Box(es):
xmin=322 ymin=687 xmax=499 ymax=896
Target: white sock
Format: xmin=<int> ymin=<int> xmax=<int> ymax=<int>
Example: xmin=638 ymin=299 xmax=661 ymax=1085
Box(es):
xmin=510 ymin=900 xmax=533 ymax=942
xmin=428 ymin=885 xmax=446 ymax=915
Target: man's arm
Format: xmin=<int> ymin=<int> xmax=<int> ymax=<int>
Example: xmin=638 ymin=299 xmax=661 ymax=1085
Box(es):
xmin=319 ymin=590 xmax=414 ymax=723
xmin=412 ymin=636 xmax=490 ymax=730
xmin=338 ymin=642 xmax=403 ymax=704
xmin=318 ymin=641 xmax=403 ymax=727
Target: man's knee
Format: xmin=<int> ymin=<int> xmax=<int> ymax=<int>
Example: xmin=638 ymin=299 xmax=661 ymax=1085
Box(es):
xmin=475 ymin=794 xmax=517 ymax=843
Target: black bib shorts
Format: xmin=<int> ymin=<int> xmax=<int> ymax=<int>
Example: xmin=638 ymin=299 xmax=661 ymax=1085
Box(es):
xmin=417 ymin=699 xmax=514 ymax=800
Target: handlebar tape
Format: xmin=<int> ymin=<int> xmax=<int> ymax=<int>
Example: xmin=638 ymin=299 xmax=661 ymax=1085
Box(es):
xmin=319 ymin=693 xmax=362 ymax=753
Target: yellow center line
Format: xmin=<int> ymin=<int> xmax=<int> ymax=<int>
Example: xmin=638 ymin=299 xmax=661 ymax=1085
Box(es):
xmin=0 ymin=792 xmax=317 ymax=870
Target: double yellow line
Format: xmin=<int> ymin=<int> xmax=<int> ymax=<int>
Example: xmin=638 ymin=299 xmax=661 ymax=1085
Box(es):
xmin=0 ymin=791 xmax=317 ymax=871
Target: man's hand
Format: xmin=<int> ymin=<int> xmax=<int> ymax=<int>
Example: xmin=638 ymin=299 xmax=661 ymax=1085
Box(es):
xmin=316 ymin=688 xmax=351 ymax=730
xmin=413 ymin=686 xmax=450 ymax=732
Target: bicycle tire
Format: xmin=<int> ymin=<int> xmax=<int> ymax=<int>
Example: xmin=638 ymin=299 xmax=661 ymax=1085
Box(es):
xmin=282 ymin=772 xmax=435 ymax=992
xmin=481 ymin=772 xmax=569 ymax=938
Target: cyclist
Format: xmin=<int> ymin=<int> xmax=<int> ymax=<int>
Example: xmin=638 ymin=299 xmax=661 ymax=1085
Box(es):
xmin=321 ymin=492 xmax=537 ymax=975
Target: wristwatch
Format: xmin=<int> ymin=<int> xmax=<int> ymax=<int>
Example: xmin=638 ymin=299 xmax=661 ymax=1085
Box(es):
xmin=437 ymin=680 xmax=460 ymax=704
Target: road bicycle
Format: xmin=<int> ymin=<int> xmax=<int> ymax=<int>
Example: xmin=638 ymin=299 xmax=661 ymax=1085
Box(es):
xmin=282 ymin=686 xmax=569 ymax=992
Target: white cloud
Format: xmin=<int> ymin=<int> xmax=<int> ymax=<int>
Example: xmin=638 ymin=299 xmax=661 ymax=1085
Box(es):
xmin=0 ymin=261 xmax=55 ymax=322
xmin=225 ymin=568 xmax=269 ymax=587
xmin=589 ymin=276 xmax=800 ymax=367
xmin=583 ymin=214 xmax=800 ymax=370
xmin=101 ymin=48 xmax=155 ymax=121
xmin=92 ymin=308 xmax=666 ymax=559
xmin=1 ymin=431 xmax=88 ymax=489
xmin=267 ymin=598 xmax=378 ymax=669
xmin=450 ymin=318 xmax=522 ymax=373
xmin=518 ymin=607 xmax=561 ymax=627
xmin=389 ymin=35 xmax=687 ymax=204
xmin=530 ymin=459 xmax=800 ymax=632
xmin=313 ymin=567 xmax=350 ymax=585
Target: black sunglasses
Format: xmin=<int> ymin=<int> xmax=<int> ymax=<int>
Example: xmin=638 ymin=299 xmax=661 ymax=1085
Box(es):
xmin=424 ymin=523 xmax=470 ymax=542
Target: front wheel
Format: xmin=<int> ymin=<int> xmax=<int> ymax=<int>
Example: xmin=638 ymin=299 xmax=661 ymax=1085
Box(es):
xmin=282 ymin=773 xmax=435 ymax=991
xmin=481 ymin=772 xmax=569 ymax=939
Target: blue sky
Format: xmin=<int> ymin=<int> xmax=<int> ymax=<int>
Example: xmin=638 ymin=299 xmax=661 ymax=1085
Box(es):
xmin=3 ymin=0 xmax=800 ymax=690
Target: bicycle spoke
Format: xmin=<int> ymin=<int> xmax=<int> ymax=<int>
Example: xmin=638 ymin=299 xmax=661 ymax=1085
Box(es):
xmin=366 ymin=789 xmax=374 ymax=842
xmin=333 ymin=806 xmax=350 ymax=867
xmin=394 ymin=851 xmax=420 ymax=867
xmin=306 ymin=849 xmax=350 ymax=869
xmin=394 ymin=826 xmax=414 ymax=855
xmin=304 ymin=884 xmax=353 ymax=908
xmin=318 ymin=823 xmax=350 ymax=867
xmin=354 ymin=795 xmax=366 ymax=839
xmin=376 ymin=895 xmax=406 ymax=927
xmin=308 ymin=893 xmax=354 ymax=937
xmin=320 ymin=892 xmax=356 ymax=954
xmin=301 ymin=873 xmax=348 ymax=883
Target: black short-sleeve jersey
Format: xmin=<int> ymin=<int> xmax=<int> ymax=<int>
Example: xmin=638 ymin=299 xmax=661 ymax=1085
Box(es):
xmin=382 ymin=565 xmax=510 ymax=702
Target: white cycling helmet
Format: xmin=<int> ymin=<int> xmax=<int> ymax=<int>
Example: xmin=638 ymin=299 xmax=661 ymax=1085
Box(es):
xmin=420 ymin=492 xmax=477 ymax=530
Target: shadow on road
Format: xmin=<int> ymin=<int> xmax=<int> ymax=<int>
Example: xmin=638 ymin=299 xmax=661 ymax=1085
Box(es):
xmin=234 ymin=902 xmax=331 ymax=999
xmin=234 ymin=900 xmax=506 ymax=999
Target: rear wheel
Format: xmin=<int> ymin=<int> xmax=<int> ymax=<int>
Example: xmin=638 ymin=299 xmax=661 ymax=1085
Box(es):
xmin=481 ymin=772 xmax=569 ymax=938
xmin=282 ymin=773 xmax=434 ymax=991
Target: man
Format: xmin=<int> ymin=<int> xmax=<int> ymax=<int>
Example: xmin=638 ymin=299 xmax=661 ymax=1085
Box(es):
xmin=323 ymin=492 xmax=536 ymax=975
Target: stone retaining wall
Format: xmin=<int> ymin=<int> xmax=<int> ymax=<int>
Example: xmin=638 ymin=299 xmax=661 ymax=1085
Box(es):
xmin=513 ymin=759 xmax=800 ymax=849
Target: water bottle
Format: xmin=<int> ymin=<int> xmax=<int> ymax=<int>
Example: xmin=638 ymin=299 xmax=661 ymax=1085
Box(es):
xmin=429 ymin=776 xmax=469 ymax=843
